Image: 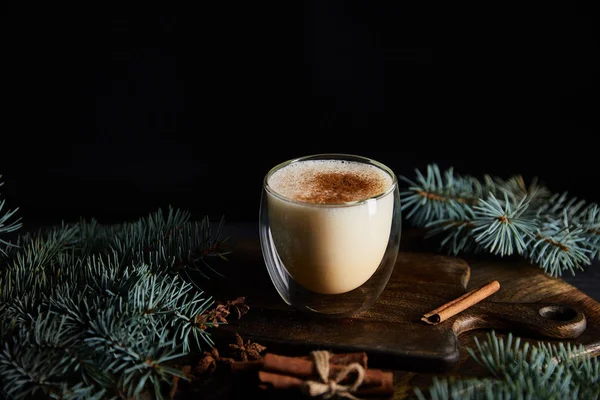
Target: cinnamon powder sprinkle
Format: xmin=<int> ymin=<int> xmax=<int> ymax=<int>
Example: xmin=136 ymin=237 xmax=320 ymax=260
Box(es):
xmin=295 ymin=172 xmax=388 ymax=204
xmin=268 ymin=159 xmax=393 ymax=205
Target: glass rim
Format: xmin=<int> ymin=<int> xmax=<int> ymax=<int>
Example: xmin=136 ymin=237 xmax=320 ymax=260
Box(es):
xmin=263 ymin=153 xmax=398 ymax=207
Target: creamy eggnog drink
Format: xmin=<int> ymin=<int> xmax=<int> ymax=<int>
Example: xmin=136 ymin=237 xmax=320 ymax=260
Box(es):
xmin=265 ymin=158 xmax=395 ymax=295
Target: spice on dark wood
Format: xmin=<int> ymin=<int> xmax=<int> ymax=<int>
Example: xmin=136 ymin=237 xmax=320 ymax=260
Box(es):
xmin=421 ymin=280 xmax=501 ymax=325
xmin=228 ymin=332 xmax=267 ymax=362
xmin=230 ymin=351 xmax=394 ymax=398
xmin=300 ymin=351 xmax=369 ymax=369
xmin=257 ymin=370 xmax=394 ymax=398
xmin=196 ymin=297 xmax=250 ymax=329
xmin=194 ymin=347 xmax=236 ymax=376
xmin=262 ymin=353 xmax=388 ymax=387
xmin=226 ymin=296 xmax=250 ymax=319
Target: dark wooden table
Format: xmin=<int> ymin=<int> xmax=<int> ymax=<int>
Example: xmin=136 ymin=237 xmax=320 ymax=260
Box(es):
xmin=206 ymin=221 xmax=600 ymax=400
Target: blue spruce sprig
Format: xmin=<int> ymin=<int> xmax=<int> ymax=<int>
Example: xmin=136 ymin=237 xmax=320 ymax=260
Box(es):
xmin=526 ymin=209 xmax=593 ymax=277
xmin=0 ymin=176 xmax=22 ymax=255
xmin=471 ymin=192 xmax=536 ymax=257
xmin=400 ymin=164 xmax=599 ymax=277
xmin=399 ymin=165 xmax=478 ymax=227
xmin=0 ymin=206 xmax=233 ymax=399
xmin=414 ymin=331 xmax=600 ymax=400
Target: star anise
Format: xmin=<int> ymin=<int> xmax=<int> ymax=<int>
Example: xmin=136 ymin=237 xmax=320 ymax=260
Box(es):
xmin=195 ymin=303 xmax=230 ymax=330
xmin=195 ymin=348 xmax=219 ymax=375
xmin=211 ymin=303 xmax=231 ymax=323
xmin=226 ymin=297 xmax=250 ymax=319
xmin=228 ymin=332 xmax=267 ymax=362
xmin=194 ymin=297 xmax=250 ymax=331
xmin=194 ymin=347 xmax=236 ymax=376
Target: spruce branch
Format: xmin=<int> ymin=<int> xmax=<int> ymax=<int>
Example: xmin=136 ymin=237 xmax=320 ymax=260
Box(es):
xmin=0 ymin=340 xmax=64 ymax=400
xmin=0 ymin=176 xmax=22 ymax=255
xmin=425 ymin=218 xmax=481 ymax=255
xmin=399 ymin=165 xmax=478 ymax=227
xmin=84 ymin=310 xmax=188 ymax=400
xmin=108 ymin=207 xmax=231 ymax=281
xmin=0 ymin=201 xmax=20 ymax=251
xmin=581 ymin=204 xmax=600 ymax=261
xmin=471 ymin=192 xmax=536 ymax=257
xmin=0 ymin=206 xmax=238 ymax=399
xmin=525 ymin=210 xmax=593 ymax=277
xmin=414 ymin=331 xmax=600 ymax=400
xmin=400 ymin=164 xmax=600 ymax=277
xmin=539 ymin=197 xmax=600 ymax=262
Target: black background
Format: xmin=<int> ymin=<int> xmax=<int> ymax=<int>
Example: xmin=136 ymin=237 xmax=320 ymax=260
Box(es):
xmin=2 ymin=3 xmax=598 ymax=227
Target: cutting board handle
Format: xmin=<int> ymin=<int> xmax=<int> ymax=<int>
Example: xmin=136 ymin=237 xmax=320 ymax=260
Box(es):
xmin=455 ymin=302 xmax=587 ymax=340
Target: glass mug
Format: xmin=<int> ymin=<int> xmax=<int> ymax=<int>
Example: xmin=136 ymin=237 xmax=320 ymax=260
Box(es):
xmin=259 ymin=154 xmax=402 ymax=318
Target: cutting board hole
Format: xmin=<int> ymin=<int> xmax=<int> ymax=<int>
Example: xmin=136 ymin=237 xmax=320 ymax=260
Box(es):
xmin=539 ymin=305 xmax=578 ymax=321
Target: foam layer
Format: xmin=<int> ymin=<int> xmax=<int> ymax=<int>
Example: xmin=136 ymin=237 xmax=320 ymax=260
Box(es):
xmin=268 ymin=159 xmax=393 ymax=204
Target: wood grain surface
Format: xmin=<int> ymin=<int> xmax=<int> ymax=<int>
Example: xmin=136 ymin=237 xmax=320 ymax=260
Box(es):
xmin=203 ymin=224 xmax=600 ymax=399
xmin=217 ymin=236 xmax=598 ymax=368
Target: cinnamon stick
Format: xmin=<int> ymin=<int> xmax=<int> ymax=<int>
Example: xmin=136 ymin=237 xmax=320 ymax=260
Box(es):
xmin=258 ymin=371 xmax=394 ymax=397
xmin=230 ymin=359 xmax=264 ymax=374
xmin=231 ymin=351 xmax=368 ymax=374
xmin=262 ymin=353 xmax=386 ymax=387
xmin=421 ymin=280 xmax=500 ymax=325
xmin=301 ymin=351 xmax=368 ymax=369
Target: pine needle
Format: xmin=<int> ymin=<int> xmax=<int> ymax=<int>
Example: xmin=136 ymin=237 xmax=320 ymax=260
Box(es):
xmin=399 ymin=164 xmax=599 ymax=276
xmin=414 ymin=331 xmax=600 ymax=400
xmin=0 ymin=201 xmax=231 ymax=399
xmin=0 ymin=176 xmax=22 ymax=255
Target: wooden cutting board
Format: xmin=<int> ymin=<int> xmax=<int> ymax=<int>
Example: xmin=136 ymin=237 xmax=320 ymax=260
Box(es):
xmin=213 ymin=230 xmax=600 ymax=373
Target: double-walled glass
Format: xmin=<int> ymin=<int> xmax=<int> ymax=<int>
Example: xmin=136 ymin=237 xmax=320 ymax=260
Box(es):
xmin=259 ymin=154 xmax=402 ymax=318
